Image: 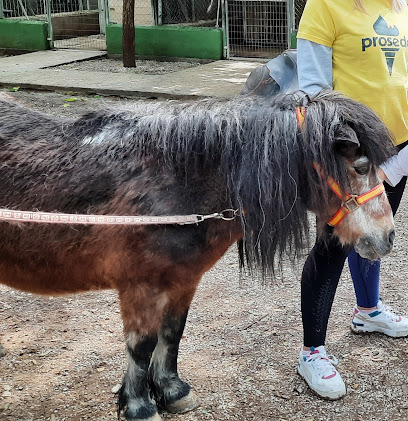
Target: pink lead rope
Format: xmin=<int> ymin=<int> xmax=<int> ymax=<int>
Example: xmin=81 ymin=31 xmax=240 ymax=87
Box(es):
xmin=0 ymin=208 xmax=238 ymax=226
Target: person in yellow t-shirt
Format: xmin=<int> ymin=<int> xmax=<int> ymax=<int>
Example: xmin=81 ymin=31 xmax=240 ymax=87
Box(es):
xmin=296 ymin=0 xmax=408 ymax=399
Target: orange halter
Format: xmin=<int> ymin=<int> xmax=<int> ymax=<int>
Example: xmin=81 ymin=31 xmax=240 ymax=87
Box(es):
xmin=296 ymin=107 xmax=385 ymax=227
xmin=312 ymin=163 xmax=385 ymax=226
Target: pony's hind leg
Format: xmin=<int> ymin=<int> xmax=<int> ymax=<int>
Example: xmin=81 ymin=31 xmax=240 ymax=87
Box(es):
xmin=149 ymin=310 xmax=200 ymax=414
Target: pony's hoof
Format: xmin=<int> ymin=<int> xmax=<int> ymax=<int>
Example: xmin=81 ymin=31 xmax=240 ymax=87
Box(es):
xmin=0 ymin=344 xmax=6 ymax=357
xmin=165 ymin=390 xmax=200 ymax=414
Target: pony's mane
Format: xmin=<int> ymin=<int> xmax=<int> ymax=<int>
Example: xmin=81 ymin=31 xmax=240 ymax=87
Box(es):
xmin=67 ymin=91 xmax=395 ymax=273
xmin=0 ymin=92 xmax=396 ymax=274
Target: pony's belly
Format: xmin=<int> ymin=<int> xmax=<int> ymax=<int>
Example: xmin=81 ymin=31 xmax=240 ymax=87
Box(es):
xmin=0 ymin=263 xmax=112 ymax=295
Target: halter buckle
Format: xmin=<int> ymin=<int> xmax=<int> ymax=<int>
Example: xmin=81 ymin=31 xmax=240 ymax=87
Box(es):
xmin=343 ymin=195 xmax=360 ymax=212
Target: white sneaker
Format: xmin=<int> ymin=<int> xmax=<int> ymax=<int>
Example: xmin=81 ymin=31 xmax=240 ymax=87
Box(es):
xmin=351 ymin=300 xmax=408 ymax=337
xmin=297 ymin=346 xmax=346 ymax=400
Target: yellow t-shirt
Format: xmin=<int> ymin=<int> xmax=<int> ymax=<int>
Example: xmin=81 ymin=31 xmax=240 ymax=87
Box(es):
xmin=297 ymin=0 xmax=408 ymax=145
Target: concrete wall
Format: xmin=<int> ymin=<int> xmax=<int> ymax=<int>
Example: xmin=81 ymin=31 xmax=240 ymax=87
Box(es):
xmin=106 ymin=24 xmax=223 ymax=60
xmin=109 ymin=0 xmax=153 ymax=26
xmin=0 ymin=19 xmax=49 ymax=50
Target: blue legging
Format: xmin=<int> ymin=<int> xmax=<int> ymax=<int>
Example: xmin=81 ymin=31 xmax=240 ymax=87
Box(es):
xmin=348 ymin=249 xmax=380 ymax=308
xmin=348 ymin=173 xmax=407 ymax=308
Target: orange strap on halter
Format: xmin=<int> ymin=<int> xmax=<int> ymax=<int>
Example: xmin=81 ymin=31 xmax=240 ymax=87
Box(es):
xmin=296 ymin=106 xmax=306 ymax=130
xmin=313 ymin=162 xmax=385 ymax=227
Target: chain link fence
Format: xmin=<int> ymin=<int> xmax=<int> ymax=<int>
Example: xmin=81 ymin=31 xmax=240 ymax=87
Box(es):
xmin=109 ymin=0 xmax=153 ymax=26
xmin=1 ymin=0 xmax=45 ymax=18
xmin=294 ymin=0 xmax=306 ymax=29
xmin=1 ymin=0 xmax=101 ymax=18
xmin=109 ymin=0 xmax=218 ymax=27
xmin=155 ymin=0 xmax=217 ymax=25
xmin=225 ymin=0 xmax=294 ymax=59
xmin=1 ymin=0 xmax=304 ymax=27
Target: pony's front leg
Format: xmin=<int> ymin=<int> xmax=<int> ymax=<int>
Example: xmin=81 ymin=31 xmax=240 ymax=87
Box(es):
xmin=117 ymin=287 xmax=165 ymax=421
xmin=118 ymin=333 xmax=161 ymax=421
xmin=149 ymin=310 xmax=200 ymax=414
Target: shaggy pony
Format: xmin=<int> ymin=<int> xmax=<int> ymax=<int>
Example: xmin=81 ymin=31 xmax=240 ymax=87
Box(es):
xmin=0 ymin=90 xmax=396 ymax=420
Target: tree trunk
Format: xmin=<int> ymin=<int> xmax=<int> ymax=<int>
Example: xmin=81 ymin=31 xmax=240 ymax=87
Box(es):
xmin=123 ymin=0 xmax=136 ymax=68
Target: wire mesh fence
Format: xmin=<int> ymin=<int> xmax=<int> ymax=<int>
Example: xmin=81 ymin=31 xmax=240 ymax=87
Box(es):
xmin=225 ymin=0 xmax=294 ymax=59
xmin=129 ymin=0 xmax=303 ymax=59
xmin=155 ymin=0 xmax=218 ymax=25
xmin=109 ymin=0 xmax=153 ymax=26
xmin=1 ymin=0 xmax=102 ymax=18
xmin=294 ymin=0 xmax=305 ymax=29
xmin=0 ymin=0 xmax=107 ymax=50
xmin=1 ymin=0 xmax=45 ymax=18
xmin=1 ymin=0 xmax=304 ymax=57
xmin=109 ymin=0 xmax=219 ymax=27
xmin=51 ymin=0 xmax=107 ymax=50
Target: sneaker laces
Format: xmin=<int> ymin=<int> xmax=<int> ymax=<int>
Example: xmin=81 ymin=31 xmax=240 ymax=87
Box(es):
xmin=379 ymin=303 xmax=401 ymax=323
xmin=305 ymin=351 xmax=339 ymax=378
xmin=356 ymin=301 xmax=401 ymax=323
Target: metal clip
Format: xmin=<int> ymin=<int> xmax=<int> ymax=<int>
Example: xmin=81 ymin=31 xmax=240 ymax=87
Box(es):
xmin=193 ymin=215 xmax=205 ymax=223
xmin=220 ymin=209 xmax=238 ymax=220
xmin=343 ymin=195 xmax=360 ymax=212
xmin=192 ymin=209 xmax=238 ymax=224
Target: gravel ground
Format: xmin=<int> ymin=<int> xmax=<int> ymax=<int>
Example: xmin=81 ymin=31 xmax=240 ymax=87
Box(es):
xmin=1 ymin=89 xmax=408 ymax=421
xmin=54 ymin=57 xmax=204 ymax=75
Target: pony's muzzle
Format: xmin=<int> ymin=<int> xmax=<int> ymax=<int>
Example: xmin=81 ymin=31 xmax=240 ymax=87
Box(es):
xmin=355 ymin=228 xmax=395 ymax=260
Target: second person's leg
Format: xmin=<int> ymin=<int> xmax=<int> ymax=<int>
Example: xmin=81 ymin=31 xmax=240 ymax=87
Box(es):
xmin=349 ymin=173 xmax=408 ymax=336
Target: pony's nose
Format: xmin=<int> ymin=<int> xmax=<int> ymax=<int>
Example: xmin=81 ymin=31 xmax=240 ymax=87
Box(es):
xmin=388 ymin=229 xmax=395 ymax=247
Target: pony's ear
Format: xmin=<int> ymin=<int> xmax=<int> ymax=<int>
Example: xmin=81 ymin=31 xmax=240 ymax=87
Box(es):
xmin=333 ymin=125 xmax=360 ymax=148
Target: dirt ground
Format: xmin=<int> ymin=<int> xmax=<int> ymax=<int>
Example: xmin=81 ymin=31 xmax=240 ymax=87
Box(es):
xmin=1 ymin=89 xmax=408 ymax=421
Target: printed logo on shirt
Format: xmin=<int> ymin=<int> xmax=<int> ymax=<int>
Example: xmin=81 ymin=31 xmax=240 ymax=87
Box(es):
xmin=361 ymin=16 xmax=408 ymax=75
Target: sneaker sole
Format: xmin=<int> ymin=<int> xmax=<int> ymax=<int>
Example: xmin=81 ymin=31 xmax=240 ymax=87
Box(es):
xmin=297 ymin=364 xmax=346 ymax=400
xmin=351 ymin=324 xmax=408 ymax=338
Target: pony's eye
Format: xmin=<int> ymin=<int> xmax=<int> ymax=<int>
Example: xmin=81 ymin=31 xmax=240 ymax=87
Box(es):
xmin=354 ymin=165 xmax=370 ymax=175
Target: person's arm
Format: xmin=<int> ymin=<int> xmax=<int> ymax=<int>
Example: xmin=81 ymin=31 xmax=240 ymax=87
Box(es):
xmin=379 ymin=146 xmax=408 ymax=186
xmin=297 ymin=38 xmax=333 ymax=96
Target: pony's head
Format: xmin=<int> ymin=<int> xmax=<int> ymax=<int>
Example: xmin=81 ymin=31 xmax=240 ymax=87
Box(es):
xmin=298 ymin=91 xmax=395 ymax=260
xmin=229 ymin=90 xmax=396 ymax=273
